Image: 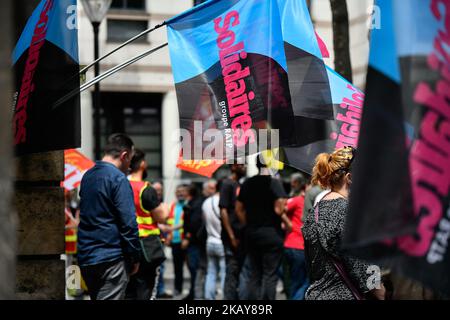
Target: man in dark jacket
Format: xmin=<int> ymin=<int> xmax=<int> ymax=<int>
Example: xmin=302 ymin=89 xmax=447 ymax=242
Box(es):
xmin=78 ymin=133 xmax=140 ymax=300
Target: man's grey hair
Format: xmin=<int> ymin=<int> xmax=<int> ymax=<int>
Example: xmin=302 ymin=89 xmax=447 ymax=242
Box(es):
xmin=203 ymin=179 xmax=217 ymax=189
xmin=291 ymin=172 xmax=307 ymax=186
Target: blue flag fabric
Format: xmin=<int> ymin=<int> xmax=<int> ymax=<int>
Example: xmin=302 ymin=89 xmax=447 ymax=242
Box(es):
xmin=277 ymin=0 xmax=365 ymax=173
xmin=344 ymin=0 xmax=450 ymax=296
xmin=167 ymin=0 xmax=365 ymax=173
xmin=278 ymin=0 xmax=333 ymax=119
xmin=283 ymin=67 xmax=365 ymax=173
xmin=167 ymin=0 xmax=301 ymax=161
xmin=12 ymin=0 xmax=80 ymax=156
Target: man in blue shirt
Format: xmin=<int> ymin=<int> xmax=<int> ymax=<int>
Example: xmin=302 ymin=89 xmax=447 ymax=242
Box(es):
xmin=78 ymin=133 xmax=141 ymax=300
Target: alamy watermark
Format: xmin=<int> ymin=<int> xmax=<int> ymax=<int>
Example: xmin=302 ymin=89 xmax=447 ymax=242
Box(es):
xmin=65 ymin=264 xmax=383 ymax=292
xmin=173 ymin=121 xmax=281 ymax=172
xmin=368 ymin=4 xmax=382 ymax=30
xmin=66 ymin=5 xmax=78 ymax=30
xmin=66 ymin=265 xmax=81 ymax=290
xmin=366 ymin=265 xmax=382 ymax=290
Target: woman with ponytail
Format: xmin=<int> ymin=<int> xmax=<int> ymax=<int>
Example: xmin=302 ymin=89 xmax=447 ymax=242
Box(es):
xmin=302 ymin=147 xmax=385 ymax=300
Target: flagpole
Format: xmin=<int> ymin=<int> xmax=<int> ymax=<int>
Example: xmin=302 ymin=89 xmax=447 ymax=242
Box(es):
xmin=52 ymin=42 xmax=168 ymax=110
xmin=80 ymin=42 xmax=168 ymax=92
xmin=53 ymin=1 xmax=219 ymax=109
xmin=77 ymin=0 xmax=219 ymax=75
xmin=79 ymin=21 xmax=167 ymax=75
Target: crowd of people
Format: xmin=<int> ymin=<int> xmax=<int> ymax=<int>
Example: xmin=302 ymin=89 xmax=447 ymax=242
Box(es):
xmin=67 ymin=133 xmax=394 ymax=300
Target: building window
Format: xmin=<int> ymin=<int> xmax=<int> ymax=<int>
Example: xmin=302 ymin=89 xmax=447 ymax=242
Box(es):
xmin=107 ymin=19 xmax=148 ymax=43
xmin=99 ymin=92 xmax=163 ymax=179
xmin=111 ymin=0 xmax=146 ymax=10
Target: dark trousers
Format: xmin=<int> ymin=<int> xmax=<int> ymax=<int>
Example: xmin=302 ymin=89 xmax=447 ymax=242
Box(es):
xmin=186 ymin=244 xmax=201 ymax=299
xmin=171 ymin=243 xmax=185 ymax=293
xmin=125 ymin=259 xmax=160 ymax=300
xmin=238 ymin=256 xmax=251 ymax=300
xmin=223 ymin=243 xmax=246 ymax=300
xmin=284 ymin=248 xmax=309 ymax=300
xmin=195 ymin=246 xmax=207 ymax=299
xmin=247 ymin=244 xmax=283 ymax=300
xmin=278 ymin=255 xmax=291 ymax=299
xmin=81 ymin=259 xmax=129 ymax=300
xmin=157 ymin=261 xmax=166 ymax=296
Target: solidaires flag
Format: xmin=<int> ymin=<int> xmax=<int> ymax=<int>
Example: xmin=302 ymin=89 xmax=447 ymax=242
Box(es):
xmin=12 ymin=0 xmax=81 ymax=156
xmin=343 ymin=0 xmax=450 ymax=296
xmin=166 ymin=0 xmax=299 ymax=162
xmin=277 ymin=0 xmax=365 ymax=173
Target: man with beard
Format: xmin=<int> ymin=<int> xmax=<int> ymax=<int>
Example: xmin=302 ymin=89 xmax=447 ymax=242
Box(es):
xmin=78 ymin=133 xmax=140 ymax=300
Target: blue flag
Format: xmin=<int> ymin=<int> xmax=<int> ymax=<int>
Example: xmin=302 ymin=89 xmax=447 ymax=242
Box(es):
xmin=12 ymin=0 xmax=80 ymax=156
xmin=344 ymin=0 xmax=450 ymax=296
xmin=167 ymin=0 xmax=300 ymax=161
xmin=167 ymin=0 xmax=365 ymax=172
xmin=277 ymin=0 xmax=365 ymax=173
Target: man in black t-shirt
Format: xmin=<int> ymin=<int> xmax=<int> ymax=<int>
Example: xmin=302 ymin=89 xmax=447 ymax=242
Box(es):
xmin=219 ymin=163 xmax=246 ymax=300
xmin=236 ymin=156 xmax=289 ymax=300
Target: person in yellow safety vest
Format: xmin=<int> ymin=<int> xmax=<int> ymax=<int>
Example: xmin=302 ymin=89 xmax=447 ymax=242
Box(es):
xmin=65 ymin=190 xmax=89 ymax=297
xmin=164 ymin=185 xmax=188 ymax=296
xmin=167 ymin=198 xmax=185 ymax=242
xmin=65 ymin=206 xmax=79 ymax=255
xmin=65 ymin=189 xmax=80 ymax=255
xmin=125 ymin=149 xmax=169 ymax=300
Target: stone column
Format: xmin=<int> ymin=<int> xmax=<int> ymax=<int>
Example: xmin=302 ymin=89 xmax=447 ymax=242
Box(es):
xmin=0 ymin=0 xmax=17 ymax=300
xmin=13 ymin=0 xmax=65 ymax=300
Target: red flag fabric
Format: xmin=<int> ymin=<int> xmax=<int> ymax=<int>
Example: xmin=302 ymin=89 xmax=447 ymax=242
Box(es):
xmin=176 ymin=154 xmax=224 ymax=178
xmin=63 ymin=149 xmax=94 ymax=191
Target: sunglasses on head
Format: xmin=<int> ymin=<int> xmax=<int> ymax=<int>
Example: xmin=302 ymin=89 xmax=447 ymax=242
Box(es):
xmin=333 ymin=146 xmax=357 ymax=174
xmin=345 ymin=146 xmax=357 ymax=166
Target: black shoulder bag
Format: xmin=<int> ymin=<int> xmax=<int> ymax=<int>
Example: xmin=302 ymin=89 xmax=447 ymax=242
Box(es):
xmin=140 ymin=235 xmax=166 ymax=266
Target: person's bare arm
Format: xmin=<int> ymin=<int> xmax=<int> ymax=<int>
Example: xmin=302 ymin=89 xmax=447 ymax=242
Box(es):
xmin=369 ymin=284 xmax=386 ymax=300
xmin=221 ymin=208 xmax=238 ymax=248
xmin=275 ymin=198 xmax=292 ymax=232
xmin=274 ymin=198 xmax=287 ymax=215
xmin=130 ymin=262 xmax=140 ymax=276
xmin=172 ymin=223 xmax=184 ymax=230
xmin=151 ymin=202 xmax=169 ymax=224
xmin=165 ymin=229 xmax=173 ymax=245
xmin=65 ymin=209 xmax=80 ymax=229
xmin=158 ymin=223 xmax=172 ymax=233
xmin=280 ymin=212 xmax=292 ymax=232
xmin=235 ymin=200 xmax=246 ymax=225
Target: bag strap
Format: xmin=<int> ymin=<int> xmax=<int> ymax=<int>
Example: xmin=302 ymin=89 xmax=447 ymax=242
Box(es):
xmin=314 ymin=200 xmax=365 ymax=300
xmin=211 ymin=196 xmax=220 ymax=219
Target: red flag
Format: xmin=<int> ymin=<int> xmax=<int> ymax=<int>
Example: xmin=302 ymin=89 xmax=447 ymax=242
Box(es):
xmin=176 ymin=153 xmax=224 ymax=178
xmin=63 ymin=149 xmax=95 ymax=191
